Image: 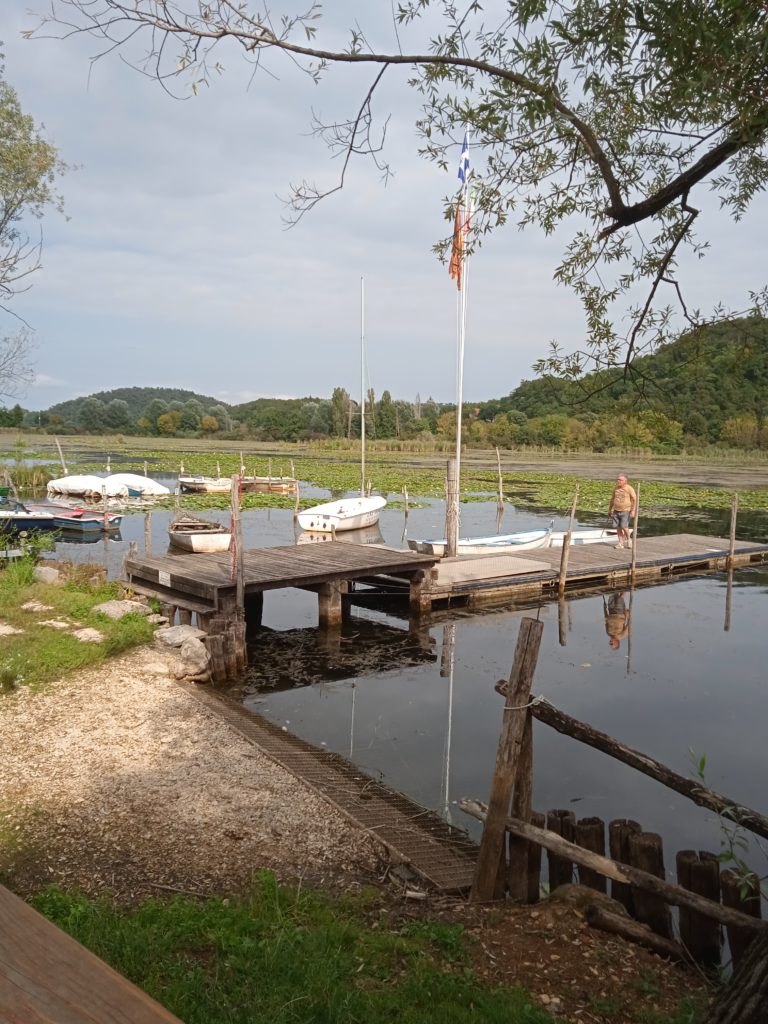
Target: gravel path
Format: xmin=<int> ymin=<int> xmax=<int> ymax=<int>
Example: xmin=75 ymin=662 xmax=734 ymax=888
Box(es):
xmin=0 ymin=646 xmax=383 ymax=902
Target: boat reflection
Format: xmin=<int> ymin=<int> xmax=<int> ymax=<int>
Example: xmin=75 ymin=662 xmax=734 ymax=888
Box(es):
xmin=240 ymin=616 xmax=436 ymax=696
xmin=295 ymin=524 xmax=384 ymax=546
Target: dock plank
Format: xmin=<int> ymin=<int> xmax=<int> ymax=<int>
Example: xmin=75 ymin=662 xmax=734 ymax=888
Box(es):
xmin=0 ymin=884 xmax=183 ymax=1024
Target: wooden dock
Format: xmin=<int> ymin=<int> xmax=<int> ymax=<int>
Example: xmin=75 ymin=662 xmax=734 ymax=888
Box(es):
xmin=125 ymin=535 xmax=768 ymax=627
xmin=0 ymin=884 xmax=183 ymax=1024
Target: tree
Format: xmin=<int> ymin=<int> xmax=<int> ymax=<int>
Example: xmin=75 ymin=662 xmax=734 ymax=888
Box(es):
xmin=0 ymin=64 xmax=65 ymax=400
xmin=104 ymin=398 xmax=132 ymax=431
xmin=77 ymin=397 xmax=106 ymax=433
xmin=36 ymin=2 xmax=768 ymax=371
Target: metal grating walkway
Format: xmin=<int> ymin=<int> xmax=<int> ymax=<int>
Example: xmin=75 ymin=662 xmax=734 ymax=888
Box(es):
xmin=180 ymin=682 xmax=477 ymax=893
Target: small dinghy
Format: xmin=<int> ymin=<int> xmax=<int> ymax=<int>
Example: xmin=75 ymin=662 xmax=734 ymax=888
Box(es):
xmin=168 ymin=512 xmax=232 ymax=553
xmin=296 ymin=495 xmax=386 ymax=534
xmin=407 ymin=524 xmax=553 ymax=557
xmin=178 ymin=475 xmax=233 ymax=495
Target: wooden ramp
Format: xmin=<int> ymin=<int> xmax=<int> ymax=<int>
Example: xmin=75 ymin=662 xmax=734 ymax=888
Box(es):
xmin=183 ymin=684 xmax=477 ymax=894
xmin=0 ymin=884 xmax=183 ymax=1024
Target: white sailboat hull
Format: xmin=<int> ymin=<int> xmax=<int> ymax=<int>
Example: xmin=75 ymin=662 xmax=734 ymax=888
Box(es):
xmin=408 ymin=526 xmax=553 ymax=557
xmin=296 ymin=496 xmax=387 ymax=534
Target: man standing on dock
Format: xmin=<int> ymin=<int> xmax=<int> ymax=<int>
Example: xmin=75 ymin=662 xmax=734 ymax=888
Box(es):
xmin=608 ymin=473 xmax=636 ymax=549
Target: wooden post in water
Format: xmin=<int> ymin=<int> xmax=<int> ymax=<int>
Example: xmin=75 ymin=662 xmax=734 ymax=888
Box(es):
xmin=721 ymin=869 xmax=763 ymax=969
xmin=728 ymin=492 xmax=739 ymax=570
xmin=445 ymin=459 xmax=459 ymax=558
xmin=676 ymin=850 xmax=721 ymax=966
xmin=294 ymin=479 xmax=301 ymax=518
xmin=507 ymin=708 xmax=535 ymax=902
xmin=630 ymin=481 xmax=641 ymax=580
xmin=230 ymin=475 xmax=244 ymax=618
xmin=54 ymin=436 xmax=68 ymax=475
xmin=546 ymin=810 xmax=576 ymax=890
xmin=143 ymin=460 xmax=148 ymax=477
xmin=144 ymin=512 xmax=152 ymax=555
xmin=495 ymin=446 xmax=504 ymax=516
xmin=576 ymin=817 xmax=608 ymax=893
xmin=558 ymin=484 xmax=579 ymax=596
xmin=627 ymin=831 xmax=673 ymax=938
xmin=609 ymin=819 xmax=641 ymax=914
xmin=471 ymin=617 xmax=543 ymax=903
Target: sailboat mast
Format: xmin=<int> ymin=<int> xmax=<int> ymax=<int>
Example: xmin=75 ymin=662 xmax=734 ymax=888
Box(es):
xmin=360 ymin=276 xmax=366 ymax=498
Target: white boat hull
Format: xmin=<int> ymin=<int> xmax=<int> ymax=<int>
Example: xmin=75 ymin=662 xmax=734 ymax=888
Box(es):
xmin=548 ymin=528 xmax=631 ymax=547
xmin=178 ymin=476 xmax=233 ymax=494
xmin=296 ymin=496 xmax=387 ymax=533
xmin=408 ymin=526 xmax=552 ymax=557
xmin=169 ymin=530 xmax=232 ymax=553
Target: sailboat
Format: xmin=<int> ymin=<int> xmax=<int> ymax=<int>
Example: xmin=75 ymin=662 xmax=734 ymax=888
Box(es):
xmin=297 ymin=279 xmax=387 ymax=534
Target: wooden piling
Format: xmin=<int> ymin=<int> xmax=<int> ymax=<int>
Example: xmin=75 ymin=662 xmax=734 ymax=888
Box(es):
xmin=630 ymin=482 xmax=641 ymax=579
xmin=507 ymin=712 xmax=534 ymax=902
xmin=471 ymin=618 xmax=544 ymax=903
xmin=143 ymin=460 xmax=148 ymax=477
xmin=54 ymin=436 xmax=68 ymax=475
xmin=230 ymin=475 xmax=244 ymax=616
xmin=495 ymin=446 xmax=504 ymax=516
xmin=627 ymin=831 xmax=673 ymax=938
xmin=177 ymin=609 xmax=192 ymax=627
xmin=609 ymin=819 xmax=641 ymax=914
xmin=728 ymin=493 xmax=739 ymax=569
xmin=676 ymin=850 xmax=721 ymax=966
xmin=558 ymin=484 xmax=579 ymax=595
xmin=576 ymin=817 xmax=607 ymax=893
xmin=526 ymin=810 xmax=545 ymax=903
xmin=557 ymin=596 xmax=567 ymax=647
xmin=445 ymin=458 xmax=459 ymax=558
xmin=318 ymin=581 xmax=344 ymax=628
xmin=206 ymin=634 xmax=226 ymax=683
xmin=144 ymin=512 xmax=152 ymax=555
xmin=546 ymin=810 xmax=576 ymax=890
xmin=721 ymin=869 xmax=763 ymax=969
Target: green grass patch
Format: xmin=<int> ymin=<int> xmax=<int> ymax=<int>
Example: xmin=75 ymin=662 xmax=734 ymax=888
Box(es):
xmin=0 ymin=563 xmax=155 ymax=690
xmin=31 ymin=875 xmax=552 ymax=1024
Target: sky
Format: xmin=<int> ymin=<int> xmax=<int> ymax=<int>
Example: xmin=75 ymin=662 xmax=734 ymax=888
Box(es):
xmin=2 ymin=3 xmax=766 ymax=412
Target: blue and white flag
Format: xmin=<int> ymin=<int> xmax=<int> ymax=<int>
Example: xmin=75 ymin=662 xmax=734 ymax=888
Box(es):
xmin=457 ymin=131 xmax=471 ymax=187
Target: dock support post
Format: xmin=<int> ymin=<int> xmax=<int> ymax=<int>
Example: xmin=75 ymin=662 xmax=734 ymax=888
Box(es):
xmin=558 ymin=485 xmax=579 ymax=596
xmin=445 ymin=458 xmax=459 ymax=558
xmin=409 ymin=570 xmax=432 ymax=619
xmin=318 ymin=582 xmax=344 ymax=628
xmin=630 ymin=481 xmax=641 ymax=580
xmin=144 ymin=512 xmax=152 ymax=555
xmin=245 ymin=592 xmax=264 ymax=639
xmin=177 ymin=609 xmax=192 ymax=626
xmin=728 ymin=492 xmax=739 ymax=569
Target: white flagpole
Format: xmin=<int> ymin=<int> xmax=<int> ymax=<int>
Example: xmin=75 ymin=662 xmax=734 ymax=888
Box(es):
xmin=360 ymin=276 xmax=365 ymax=497
xmin=453 ymin=189 xmax=471 ymax=535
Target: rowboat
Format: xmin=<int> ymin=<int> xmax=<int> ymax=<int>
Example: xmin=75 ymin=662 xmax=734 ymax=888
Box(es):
xmin=240 ymin=475 xmax=298 ymax=494
xmin=296 ymin=523 xmax=384 ymax=545
xmin=168 ymin=513 xmax=231 ymax=553
xmin=178 ymin=475 xmax=233 ymax=494
xmin=407 ymin=524 xmax=553 ymax=557
xmin=549 ymin=528 xmax=627 ymax=547
xmin=296 ymin=495 xmax=387 ymax=534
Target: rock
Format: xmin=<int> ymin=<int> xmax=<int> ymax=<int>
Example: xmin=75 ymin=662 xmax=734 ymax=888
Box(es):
xmin=93 ymin=600 xmax=151 ymax=620
xmin=146 ymin=614 xmax=169 ymax=625
xmin=39 ymin=619 xmax=71 ymax=630
xmin=34 ymin=566 xmax=61 ymax=585
xmin=0 ymin=623 xmax=23 ymax=636
xmin=155 ymin=624 xmax=206 ymax=648
xmin=21 ymin=600 xmax=54 ymax=612
xmin=143 ymin=660 xmax=172 ymax=677
xmin=70 ymin=627 xmax=104 ymax=643
xmin=170 ymin=638 xmax=211 ymax=682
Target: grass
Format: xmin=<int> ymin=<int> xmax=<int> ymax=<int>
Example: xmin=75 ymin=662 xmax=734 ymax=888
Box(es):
xmin=31 ymin=875 xmax=552 ymax=1024
xmin=0 ymin=559 xmax=155 ymax=691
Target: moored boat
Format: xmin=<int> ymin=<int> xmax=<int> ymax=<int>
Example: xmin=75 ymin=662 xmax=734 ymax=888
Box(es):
xmin=548 ymin=528 xmax=628 ymax=547
xmin=296 ymin=495 xmax=387 ymax=534
xmin=408 ymin=524 xmax=553 ymax=557
xmin=240 ymin=475 xmax=298 ymax=494
xmin=297 ymin=523 xmax=384 ymax=545
xmin=47 ymin=474 xmax=129 ymax=499
xmin=178 ymin=475 xmax=233 ymax=495
xmin=168 ymin=512 xmax=232 ymax=553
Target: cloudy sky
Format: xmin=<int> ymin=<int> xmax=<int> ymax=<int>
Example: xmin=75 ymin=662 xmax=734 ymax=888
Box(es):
xmin=3 ymin=4 xmax=765 ymax=412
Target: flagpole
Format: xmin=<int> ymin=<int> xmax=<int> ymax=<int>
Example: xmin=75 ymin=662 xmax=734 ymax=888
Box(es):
xmin=360 ymin=276 xmax=365 ymax=497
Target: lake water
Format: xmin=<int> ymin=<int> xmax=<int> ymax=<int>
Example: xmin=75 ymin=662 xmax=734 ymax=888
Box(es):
xmin=30 ymin=484 xmax=768 ymax=877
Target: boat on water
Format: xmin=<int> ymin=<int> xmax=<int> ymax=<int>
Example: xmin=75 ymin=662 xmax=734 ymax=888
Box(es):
xmin=299 ymin=279 xmax=387 ymax=533
xmin=104 ymin=473 xmax=170 ymax=497
xmin=241 ymin=475 xmax=298 ymax=494
xmin=549 ymin=528 xmax=627 ymax=547
xmin=47 ymin=474 xmax=129 ymax=499
xmin=297 ymin=495 xmax=387 ymax=534
xmin=0 ymin=498 xmax=122 ymax=534
xmin=178 ymin=475 xmax=233 ymax=495
xmin=168 ymin=512 xmax=232 ymax=553
xmin=408 ymin=524 xmax=553 ymax=557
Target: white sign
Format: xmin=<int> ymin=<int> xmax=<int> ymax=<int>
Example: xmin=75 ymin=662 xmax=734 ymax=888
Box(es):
xmin=158 ymin=570 xmax=171 ymax=588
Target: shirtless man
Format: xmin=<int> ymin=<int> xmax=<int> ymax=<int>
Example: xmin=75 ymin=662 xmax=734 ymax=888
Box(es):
xmin=608 ymin=473 xmax=636 ymax=549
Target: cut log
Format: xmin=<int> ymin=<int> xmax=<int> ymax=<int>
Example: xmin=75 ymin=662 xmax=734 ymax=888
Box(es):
xmin=585 ymin=905 xmax=690 ymax=964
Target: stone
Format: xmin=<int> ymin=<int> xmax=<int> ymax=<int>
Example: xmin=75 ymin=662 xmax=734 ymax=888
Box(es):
xmin=21 ymin=600 xmax=54 ymax=612
xmin=0 ymin=623 xmax=23 ymax=636
xmin=39 ymin=619 xmax=71 ymax=630
xmin=170 ymin=637 xmax=211 ymax=682
xmin=155 ymin=624 xmax=206 ymax=648
xmin=33 ymin=566 xmax=61 ymax=585
xmin=70 ymin=627 xmax=104 ymax=643
xmin=146 ymin=614 xmax=169 ymax=625
xmin=93 ymin=599 xmax=151 ymax=620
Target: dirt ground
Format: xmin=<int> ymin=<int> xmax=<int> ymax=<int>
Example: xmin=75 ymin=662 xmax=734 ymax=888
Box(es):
xmin=0 ymin=647 xmax=710 ymax=1023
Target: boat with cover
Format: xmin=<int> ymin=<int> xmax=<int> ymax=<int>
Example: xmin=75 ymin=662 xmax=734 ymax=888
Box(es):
xmin=104 ymin=473 xmax=170 ymax=497
xmin=178 ymin=475 xmax=233 ymax=494
xmin=408 ymin=523 xmax=553 ymax=557
xmin=168 ymin=512 xmax=232 ymax=553
xmin=47 ymin=474 xmax=129 ymax=499
xmin=298 ymin=279 xmax=387 ymax=533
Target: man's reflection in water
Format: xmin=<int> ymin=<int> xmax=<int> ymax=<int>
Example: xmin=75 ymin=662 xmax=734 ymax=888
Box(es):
xmin=604 ymin=592 xmax=630 ymax=650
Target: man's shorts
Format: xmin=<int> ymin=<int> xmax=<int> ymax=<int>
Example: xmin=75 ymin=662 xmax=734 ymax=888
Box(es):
xmin=612 ymin=510 xmax=630 ymax=528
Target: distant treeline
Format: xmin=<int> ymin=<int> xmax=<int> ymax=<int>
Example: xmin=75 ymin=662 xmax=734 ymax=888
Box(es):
xmin=5 ymin=318 xmax=768 ymax=453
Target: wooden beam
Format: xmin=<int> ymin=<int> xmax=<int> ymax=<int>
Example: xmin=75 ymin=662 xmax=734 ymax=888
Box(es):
xmin=530 ymin=699 xmax=768 ymax=841
xmin=460 ymin=802 xmax=766 ymax=934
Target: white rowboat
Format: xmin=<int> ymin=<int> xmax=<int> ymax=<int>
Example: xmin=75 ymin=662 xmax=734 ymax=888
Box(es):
xmin=296 ymin=496 xmax=386 ymax=534
xmin=408 ymin=525 xmax=553 ymax=557
xmin=168 ymin=514 xmax=231 ymax=553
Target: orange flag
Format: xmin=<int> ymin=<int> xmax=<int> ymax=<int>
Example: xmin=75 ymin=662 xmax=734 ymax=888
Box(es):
xmin=449 ymin=200 xmax=470 ymax=290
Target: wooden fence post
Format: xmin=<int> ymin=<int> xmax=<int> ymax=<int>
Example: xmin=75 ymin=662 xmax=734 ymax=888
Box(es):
xmin=576 ymin=817 xmax=607 ymax=893
xmin=470 ymin=617 xmax=544 ymax=903
xmin=721 ymin=869 xmax=763 ymax=970
xmin=627 ymin=831 xmax=673 ymax=939
xmin=445 ymin=459 xmax=459 ymax=558
xmin=676 ymin=850 xmax=721 ymax=966
xmin=546 ymin=810 xmax=576 ymax=890
xmin=609 ymin=819 xmax=641 ymax=914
